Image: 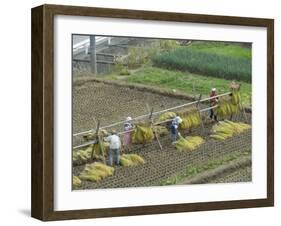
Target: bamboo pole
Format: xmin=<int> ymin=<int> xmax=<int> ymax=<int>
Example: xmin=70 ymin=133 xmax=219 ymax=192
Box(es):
xmin=73 ymin=105 xmax=221 ymax=150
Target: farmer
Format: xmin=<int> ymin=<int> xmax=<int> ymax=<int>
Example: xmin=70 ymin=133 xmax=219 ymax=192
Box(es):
xmin=105 ymin=130 xmax=121 ymax=166
xmin=209 ymin=88 xmax=219 ymax=122
xmin=122 ymin=116 xmax=134 ymax=152
xmin=171 ymin=116 xmax=183 ymax=143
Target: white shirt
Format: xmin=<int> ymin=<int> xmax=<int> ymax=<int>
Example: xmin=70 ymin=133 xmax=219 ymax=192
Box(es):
xmin=105 ymin=134 xmax=121 ymax=149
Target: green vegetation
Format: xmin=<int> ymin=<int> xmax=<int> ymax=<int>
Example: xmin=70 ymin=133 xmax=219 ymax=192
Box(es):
xmin=127 ymin=46 xmax=149 ymax=69
xmin=106 ymin=41 xmax=252 ymax=105
xmin=125 ymin=67 xmax=251 ymax=106
xmin=188 ymin=41 xmax=251 ymax=59
xmin=161 ymin=150 xmax=251 ymax=185
xmin=158 ymin=39 xmax=178 ymax=52
xmin=115 ymin=40 xmax=179 ymax=71
xmin=152 ymin=44 xmax=251 ymax=82
xmin=114 ymin=61 xmax=130 ymax=76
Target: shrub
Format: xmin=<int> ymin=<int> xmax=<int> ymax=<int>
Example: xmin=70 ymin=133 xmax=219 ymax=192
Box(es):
xmin=127 ymin=47 xmax=149 ymax=69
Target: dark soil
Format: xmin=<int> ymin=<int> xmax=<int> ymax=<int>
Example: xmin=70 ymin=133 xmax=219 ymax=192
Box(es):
xmin=73 ymin=80 xmax=190 ymax=145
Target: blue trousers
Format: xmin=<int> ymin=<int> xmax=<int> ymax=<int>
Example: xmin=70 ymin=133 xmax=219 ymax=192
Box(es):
xmin=109 ymin=148 xmax=120 ymax=166
xmin=171 ymin=132 xmax=177 ymax=142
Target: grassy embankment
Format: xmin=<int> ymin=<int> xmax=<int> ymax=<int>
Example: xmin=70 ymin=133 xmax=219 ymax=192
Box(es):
xmin=124 ymin=67 xmax=251 ymax=106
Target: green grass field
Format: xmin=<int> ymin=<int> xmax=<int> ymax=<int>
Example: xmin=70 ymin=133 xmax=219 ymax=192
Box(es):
xmin=125 ymin=67 xmax=251 ymax=106
xmin=152 ymin=42 xmax=251 ymax=82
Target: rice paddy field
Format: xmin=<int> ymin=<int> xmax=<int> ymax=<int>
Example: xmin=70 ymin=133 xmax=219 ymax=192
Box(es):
xmin=72 ymin=80 xmax=252 ymax=190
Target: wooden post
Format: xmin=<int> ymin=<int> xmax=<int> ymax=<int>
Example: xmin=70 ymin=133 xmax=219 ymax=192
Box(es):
xmin=90 ymin=35 xmax=97 ymax=74
xmin=99 ymin=134 xmax=106 ymax=164
xmin=147 ymin=104 xmax=163 ymax=150
xmin=91 ymin=120 xmax=100 ymax=160
xmin=196 ymin=94 xmax=206 ymax=134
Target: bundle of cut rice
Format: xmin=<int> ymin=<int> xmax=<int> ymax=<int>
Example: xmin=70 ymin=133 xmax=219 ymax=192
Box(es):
xmin=73 ymin=176 xmax=82 ymax=188
xmin=72 ymin=146 xmax=93 ymax=165
xmin=73 ymin=141 xmax=110 ymax=165
xmin=177 ymin=109 xmax=201 ymax=130
xmin=132 ymin=123 xmax=154 ymax=144
xmin=157 ymin=112 xmax=177 ymax=122
xmin=210 ymin=120 xmax=251 ymax=140
xmin=120 ymin=154 xmax=145 ymax=167
xmin=79 ymin=162 xmax=114 ymax=182
xmin=175 ymin=135 xmax=204 ymax=152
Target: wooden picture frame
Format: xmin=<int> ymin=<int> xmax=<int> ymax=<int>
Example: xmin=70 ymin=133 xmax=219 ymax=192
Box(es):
xmin=31 ymin=4 xmax=274 ymax=221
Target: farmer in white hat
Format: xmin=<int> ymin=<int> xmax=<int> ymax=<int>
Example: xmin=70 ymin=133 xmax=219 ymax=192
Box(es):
xmin=122 ymin=116 xmax=134 ymax=152
xmin=209 ymin=88 xmax=219 ymax=122
xmin=105 ymin=130 xmax=121 ymax=166
xmin=170 ymin=116 xmax=183 ymax=143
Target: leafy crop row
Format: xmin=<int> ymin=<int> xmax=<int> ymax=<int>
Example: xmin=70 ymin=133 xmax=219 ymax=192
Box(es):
xmin=152 ymin=47 xmax=251 ymax=82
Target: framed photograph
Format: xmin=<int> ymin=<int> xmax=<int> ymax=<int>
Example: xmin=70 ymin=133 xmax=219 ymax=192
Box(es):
xmin=31 ymin=4 xmax=274 ymax=221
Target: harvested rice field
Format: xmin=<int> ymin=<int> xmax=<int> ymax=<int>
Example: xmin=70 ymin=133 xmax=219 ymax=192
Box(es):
xmin=72 ymin=79 xmax=252 ymax=190
xmin=73 ymin=78 xmax=192 ymax=145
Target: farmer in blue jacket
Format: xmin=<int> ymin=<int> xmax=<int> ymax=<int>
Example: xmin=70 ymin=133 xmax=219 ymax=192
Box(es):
xmin=171 ymin=116 xmax=183 ymax=143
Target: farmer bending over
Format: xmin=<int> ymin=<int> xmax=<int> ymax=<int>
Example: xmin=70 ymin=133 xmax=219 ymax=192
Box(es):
xmin=171 ymin=116 xmax=182 ymax=143
xmin=105 ymin=130 xmax=121 ymax=166
xmin=209 ymin=88 xmax=219 ymax=122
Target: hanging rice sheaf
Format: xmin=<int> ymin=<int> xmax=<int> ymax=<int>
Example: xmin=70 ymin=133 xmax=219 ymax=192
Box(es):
xmin=215 ymin=90 xmax=242 ymax=117
xmin=210 ymin=120 xmax=251 ymax=140
xmin=79 ymin=162 xmax=114 ymax=182
xmin=83 ymin=129 xmax=108 ymax=141
xmin=132 ymin=123 xmax=154 ymax=144
xmin=231 ymin=90 xmax=241 ymax=105
xmin=153 ymin=125 xmax=169 ymax=137
xmin=157 ymin=112 xmax=177 ymax=122
xmin=215 ymin=100 xmax=242 ymax=117
xmin=175 ymin=135 xmax=204 ymax=152
xmin=177 ymin=109 xmax=201 ymax=130
xmin=120 ymin=154 xmax=145 ymax=167
xmin=73 ymin=175 xmax=82 ymax=188
xmin=92 ymin=140 xmax=110 ymax=156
